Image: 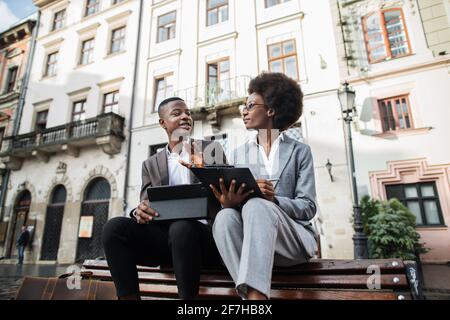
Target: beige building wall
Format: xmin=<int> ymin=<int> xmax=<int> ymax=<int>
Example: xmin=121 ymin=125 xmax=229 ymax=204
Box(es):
xmin=417 ymin=0 xmax=450 ymax=56
xmin=334 ymin=0 xmax=450 ymax=263
xmin=0 ymin=0 xmax=140 ymax=264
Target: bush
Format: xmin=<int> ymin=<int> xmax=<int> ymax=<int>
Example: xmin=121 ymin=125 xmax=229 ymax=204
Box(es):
xmin=360 ymin=196 xmax=429 ymax=260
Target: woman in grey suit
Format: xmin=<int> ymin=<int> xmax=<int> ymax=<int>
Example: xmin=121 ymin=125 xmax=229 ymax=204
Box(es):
xmin=210 ymin=72 xmax=318 ymax=300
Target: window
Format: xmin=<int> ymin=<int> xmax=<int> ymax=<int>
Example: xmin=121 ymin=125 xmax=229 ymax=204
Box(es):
xmin=110 ymin=27 xmax=125 ymax=54
xmin=153 ymin=75 xmax=174 ymax=111
xmin=362 ymin=8 xmax=411 ymax=63
xmin=149 ymin=143 xmax=166 ymax=157
xmin=72 ymin=100 xmax=86 ymax=121
xmin=80 ymin=38 xmax=95 ymax=65
xmin=157 ymin=11 xmax=176 ymax=43
xmin=35 ymin=110 xmax=48 ymax=131
xmin=85 ymin=0 xmax=100 ymax=17
xmin=207 ymin=59 xmax=230 ymax=103
xmin=386 ymin=182 xmax=445 ymax=226
xmin=265 ymin=0 xmax=291 ymax=8
xmin=103 ymin=91 xmax=119 ymax=113
xmin=378 ymin=95 xmax=413 ymax=132
xmin=208 ymin=59 xmax=230 ymax=85
xmin=6 ymin=66 xmax=18 ymax=93
xmin=52 ymin=9 xmax=66 ymax=31
xmin=45 ymin=52 xmax=58 ymax=77
xmin=267 ymin=39 xmax=298 ymax=80
xmin=207 ymin=0 xmax=228 ymax=26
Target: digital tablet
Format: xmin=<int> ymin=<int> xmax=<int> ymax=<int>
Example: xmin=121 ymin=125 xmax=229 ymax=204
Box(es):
xmin=146 ymin=183 xmax=209 ymax=221
xmin=190 ymin=167 xmax=264 ymax=198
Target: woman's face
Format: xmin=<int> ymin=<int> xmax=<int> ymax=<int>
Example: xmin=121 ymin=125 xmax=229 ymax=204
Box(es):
xmin=241 ymin=92 xmax=274 ymax=130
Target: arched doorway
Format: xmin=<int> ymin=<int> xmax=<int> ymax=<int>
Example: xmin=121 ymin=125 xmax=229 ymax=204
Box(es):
xmin=9 ymin=190 xmax=31 ymax=258
xmin=76 ymin=177 xmax=111 ymax=262
xmin=40 ymin=185 xmax=67 ymax=261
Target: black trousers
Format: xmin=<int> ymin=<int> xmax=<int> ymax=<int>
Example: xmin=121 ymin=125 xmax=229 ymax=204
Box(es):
xmin=102 ymin=217 xmax=222 ymax=299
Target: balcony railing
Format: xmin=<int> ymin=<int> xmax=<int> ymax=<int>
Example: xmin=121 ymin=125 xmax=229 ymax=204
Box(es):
xmin=0 ymin=112 xmax=125 ymax=169
xmin=174 ymin=75 xmax=251 ymax=110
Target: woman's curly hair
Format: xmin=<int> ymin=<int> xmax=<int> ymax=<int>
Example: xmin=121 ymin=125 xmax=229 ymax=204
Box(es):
xmin=248 ymin=72 xmax=303 ymax=130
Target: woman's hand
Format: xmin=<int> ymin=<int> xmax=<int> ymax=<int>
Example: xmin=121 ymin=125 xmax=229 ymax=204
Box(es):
xmin=256 ymin=179 xmax=275 ymax=202
xmin=209 ymin=178 xmax=254 ymax=208
xmin=135 ymin=200 xmax=159 ymax=224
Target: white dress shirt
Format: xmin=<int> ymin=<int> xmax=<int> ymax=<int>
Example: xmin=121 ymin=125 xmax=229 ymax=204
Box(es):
xmin=167 ymin=144 xmax=191 ymax=186
xmin=248 ymin=130 xmax=285 ymax=177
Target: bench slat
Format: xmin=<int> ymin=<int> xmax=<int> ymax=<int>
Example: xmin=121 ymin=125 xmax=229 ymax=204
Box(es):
xmin=82 ymin=258 xmax=405 ymax=275
xmin=137 ymin=283 xmax=403 ymax=300
xmin=82 ymin=269 xmax=409 ymax=289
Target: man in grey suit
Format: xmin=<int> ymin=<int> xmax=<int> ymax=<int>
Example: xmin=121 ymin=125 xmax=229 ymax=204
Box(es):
xmin=211 ymin=73 xmax=319 ymax=300
xmin=102 ymin=97 xmax=226 ymax=300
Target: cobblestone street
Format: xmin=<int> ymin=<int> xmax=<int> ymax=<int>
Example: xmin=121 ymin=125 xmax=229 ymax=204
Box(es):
xmin=0 ymin=262 xmax=73 ymax=300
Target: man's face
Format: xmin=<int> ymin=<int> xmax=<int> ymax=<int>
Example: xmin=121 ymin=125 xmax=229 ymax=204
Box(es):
xmin=159 ymin=100 xmax=193 ymax=141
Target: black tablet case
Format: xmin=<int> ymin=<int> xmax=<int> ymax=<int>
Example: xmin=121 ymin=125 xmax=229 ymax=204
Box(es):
xmin=190 ymin=166 xmax=264 ymax=198
xmin=146 ymin=183 xmax=209 ymax=221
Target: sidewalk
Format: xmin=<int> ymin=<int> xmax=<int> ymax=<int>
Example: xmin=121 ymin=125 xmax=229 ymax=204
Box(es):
xmin=0 ymin=262 xmax=74 ymax=300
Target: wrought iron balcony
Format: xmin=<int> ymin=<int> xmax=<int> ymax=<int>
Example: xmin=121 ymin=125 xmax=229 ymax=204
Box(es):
xmin=0 ymin=112 xmax=125 ymax=170
xmin=174 ymin=75 xmax=250 ymax=128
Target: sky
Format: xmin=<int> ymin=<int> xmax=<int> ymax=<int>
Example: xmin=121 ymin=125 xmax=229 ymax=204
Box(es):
xmin=0 ymin=0 xmax=37 ymax=33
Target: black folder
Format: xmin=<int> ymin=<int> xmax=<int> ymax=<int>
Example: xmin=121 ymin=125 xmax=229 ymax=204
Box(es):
xmin=146 ymin=183 xmax=209 ymax=221
xmin=190 ymin=166 xmax=264 ymax=198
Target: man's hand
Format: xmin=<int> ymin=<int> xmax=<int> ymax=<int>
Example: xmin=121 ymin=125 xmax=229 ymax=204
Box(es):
xmin=209 ymin=178 xmax=254 ymax=208
xmin=135 ymin=200 xmax=159 ymax=224
xmin=179 ymin=140 xmax=204 ymax=169
xmin=256 ymin=179 xmax=275 ymax=202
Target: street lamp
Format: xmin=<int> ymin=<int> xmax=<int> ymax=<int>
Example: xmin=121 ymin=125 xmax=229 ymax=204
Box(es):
xmin=338 ymin=82 xmax=368 ymax=259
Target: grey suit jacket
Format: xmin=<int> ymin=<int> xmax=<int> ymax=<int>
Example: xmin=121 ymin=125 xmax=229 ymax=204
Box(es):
xmin=230 ymin=135 xmax=318 ymax=237
xmin=131 ymin=140 xmax=227 ymax=224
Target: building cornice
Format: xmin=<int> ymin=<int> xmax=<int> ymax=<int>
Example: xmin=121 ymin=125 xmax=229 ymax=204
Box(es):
xmin=0 ymin=20 xmax=36 ymax=48
xmin=347 ymin=56 xmax=450 ymax=85
xmin=33 ymin=0 xmax=59 ymax=8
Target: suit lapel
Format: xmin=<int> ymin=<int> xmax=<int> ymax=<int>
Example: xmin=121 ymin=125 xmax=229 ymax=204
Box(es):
xmin=272 ymin=138 xmax=295 ymax=189
xmin=155 ymin=149 xmax=169 ymax=186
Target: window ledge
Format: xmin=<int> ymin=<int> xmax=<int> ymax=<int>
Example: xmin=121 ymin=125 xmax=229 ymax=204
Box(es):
xmin=156 ymin=38 xmax=176 ymax=45
xmin=369 ymin=53 xmax=415 ymax=65
xmin=45 ymin=26 xmax=68 ymax=38
xmin=40 ymin=75 xmax=57 ymax=81
xmin=104 ymin=50 xmax=127 ymax=60
xmin=205 ymin=20 xmax=230 ymax=29
xmin=372 ymin=127 xmax=432 ymax=138
xmin=416 ymin=225 xmax=448 ymax=230
xmin=74 ymin=61 xmax=95 ymax=70
xmin=81 ymin=11 xmax=103 ymax=23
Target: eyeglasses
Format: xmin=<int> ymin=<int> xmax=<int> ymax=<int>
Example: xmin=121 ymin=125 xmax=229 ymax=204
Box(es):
xmin=240 ymin=103 xmax=267 ymax=113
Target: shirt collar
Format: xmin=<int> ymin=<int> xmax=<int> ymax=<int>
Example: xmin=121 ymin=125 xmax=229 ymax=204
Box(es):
xmin=166 ymin=141 xmax=190 ymax=157
xmin=248 ymin=130 xmax=285 ymax=146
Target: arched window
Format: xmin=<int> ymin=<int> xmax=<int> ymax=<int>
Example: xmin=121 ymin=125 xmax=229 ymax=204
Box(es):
xmin=76 ymin=177 xmax=111 ymax=262
xmin=10 ymin=190 xmax=32 ymax=257
xmin=41 ymin=185 xmax=67 ymax=261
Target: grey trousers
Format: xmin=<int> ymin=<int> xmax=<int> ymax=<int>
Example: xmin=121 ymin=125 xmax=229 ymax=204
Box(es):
xmin=212 ymin=198 xmax=317 ymax=299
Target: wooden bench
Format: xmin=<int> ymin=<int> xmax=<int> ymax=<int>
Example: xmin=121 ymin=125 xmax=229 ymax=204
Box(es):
xmin=80 ymin=259 xmax=425 ymax=300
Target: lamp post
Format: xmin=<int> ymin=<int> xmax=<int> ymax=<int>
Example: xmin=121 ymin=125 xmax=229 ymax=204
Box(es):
xmin=338 ymin=82 xmax=368 ymax=259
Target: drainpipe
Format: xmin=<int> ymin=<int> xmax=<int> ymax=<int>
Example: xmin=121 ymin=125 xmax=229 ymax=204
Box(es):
xmin=122 ymin=0 xmax=143 ymax=216
xmin=0 ymin=12 xmax=40 ymax=225
xmin=336 ymin=0 xmax=351 ymax=77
